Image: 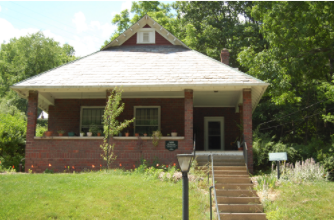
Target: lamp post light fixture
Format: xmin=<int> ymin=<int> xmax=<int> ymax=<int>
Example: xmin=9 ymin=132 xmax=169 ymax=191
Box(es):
xmin=177 ymin=153 xmax=194 ymax=220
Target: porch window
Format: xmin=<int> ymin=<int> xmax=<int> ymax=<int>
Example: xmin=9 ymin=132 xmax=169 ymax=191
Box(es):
xmin=80 ymin=106 xmax=104 ymax=133
xmin=134 ymin=106 xmax=160 ymax=135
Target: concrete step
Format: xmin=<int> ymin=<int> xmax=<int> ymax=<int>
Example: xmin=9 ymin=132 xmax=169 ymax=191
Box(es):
xmin=216 ymin=183 xmax=254 ymax=190
xmin=197 ymin=166 xmax=247 ymax=171
xmin=216 ymin=190 xmax=258 ymax=197
xmin=214 ymin=170 xmax=248 ymax=175
xmin=219 ymin=213 xmax=267 ymax=220
xmin=219 ymin=204 xmax=264 ymax=213
xmin=213 ymin=166 xmax=247 ymax=171
xmin=197 ymin=162 xmax=245 ymax=166
xmin=217 ymin=196 xmax=261 ymax=204
xmin=214 ymin=175 xmax=250 ymax=178
xmin=215 ymin=177 xmax=251 ymax=184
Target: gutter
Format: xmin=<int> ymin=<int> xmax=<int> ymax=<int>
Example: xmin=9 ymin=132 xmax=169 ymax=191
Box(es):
xmin=11 ymin=83 xmax=270 ymax=90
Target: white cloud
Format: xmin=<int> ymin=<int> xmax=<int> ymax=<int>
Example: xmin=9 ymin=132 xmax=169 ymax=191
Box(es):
xmin=1 ymin=12 xmax=117 ymax=57
xmin=121 ymin=1 xmax=133 ymax=12
xmin=72 ymin=11 xmax=88 ymax=33
xmin=0 ymin=18 xmax=39 ymax=44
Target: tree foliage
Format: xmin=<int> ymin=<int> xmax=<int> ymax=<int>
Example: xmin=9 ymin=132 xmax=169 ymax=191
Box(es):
xmin=0 ymin=32 xmax=77 ymax=112
xmin=101 ymin=88 xmax=135 ymax=169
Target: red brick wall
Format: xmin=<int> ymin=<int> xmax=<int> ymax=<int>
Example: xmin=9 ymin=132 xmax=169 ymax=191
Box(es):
xmin=25 ymin=92 xmax=193 ymax=173
xmin=122 ymin=28 xmax=172 ymax=46
xmin=25 ymin=138 xmax=192 ymax=173
xmin=193 ymin=107 xmax=241 ymax=151
xmin=243 ymin=89 xmax=253 ymax=173
xmin=48 ymin=98 xmax=184 ymax=136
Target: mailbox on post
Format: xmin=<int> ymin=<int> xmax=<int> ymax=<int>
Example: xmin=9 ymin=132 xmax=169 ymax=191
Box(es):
xmin=269 ymin=152 xmax=287 ymax=179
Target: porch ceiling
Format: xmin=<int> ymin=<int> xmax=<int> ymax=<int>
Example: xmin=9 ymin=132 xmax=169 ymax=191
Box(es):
xmin=193 ymin=91 xmax=240 ymax=107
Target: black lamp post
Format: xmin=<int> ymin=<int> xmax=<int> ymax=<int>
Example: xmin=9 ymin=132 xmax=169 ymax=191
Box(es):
xmin=177 ymin=154 xmax=194 ymax=220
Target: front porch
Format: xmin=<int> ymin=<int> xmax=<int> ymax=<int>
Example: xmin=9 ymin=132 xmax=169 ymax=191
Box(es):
xmin=22 ymin=87 xmax=254 ymax=173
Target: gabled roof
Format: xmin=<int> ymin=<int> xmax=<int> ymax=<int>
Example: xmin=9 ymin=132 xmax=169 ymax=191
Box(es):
xmin=102 ymin=14 xmax=188 ymax=50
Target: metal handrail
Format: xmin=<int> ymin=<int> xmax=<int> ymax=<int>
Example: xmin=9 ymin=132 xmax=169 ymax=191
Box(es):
xmin=240 ymin=141 xmax=248 ymax=173
xmin=210 ymin=154 xmax=220 ymax=220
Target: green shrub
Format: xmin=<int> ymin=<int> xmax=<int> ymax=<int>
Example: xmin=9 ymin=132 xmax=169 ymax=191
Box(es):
xmin=253 ymin=129 xmax=301 ymax=169
xmin=36 ymin=124 xmax=48 ymax=137
xmin=322 ymin=155 xmax=334 ymax=173
xmin=0 ymin=113 xmax=26 ymax=171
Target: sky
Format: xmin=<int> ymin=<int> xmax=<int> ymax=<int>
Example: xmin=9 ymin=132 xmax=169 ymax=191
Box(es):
xmin=0 ymin=1 xmax=171 ymax=57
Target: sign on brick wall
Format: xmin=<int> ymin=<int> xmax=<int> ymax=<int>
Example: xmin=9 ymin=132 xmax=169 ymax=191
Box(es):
xmin=165 ymin=141 xmax=178 ymax=151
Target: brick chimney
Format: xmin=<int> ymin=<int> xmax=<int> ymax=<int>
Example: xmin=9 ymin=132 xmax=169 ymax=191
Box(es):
xmin=220 ymin=48 xmax=229 ymax=65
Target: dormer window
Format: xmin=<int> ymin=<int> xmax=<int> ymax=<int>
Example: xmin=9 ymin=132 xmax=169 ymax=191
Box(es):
xmin=137 ymin=28 xmax=155 ymax=44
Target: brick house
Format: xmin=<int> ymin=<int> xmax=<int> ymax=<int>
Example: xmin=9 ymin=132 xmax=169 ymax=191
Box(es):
xmin=11 ymin=15 xmax=268 ymax=173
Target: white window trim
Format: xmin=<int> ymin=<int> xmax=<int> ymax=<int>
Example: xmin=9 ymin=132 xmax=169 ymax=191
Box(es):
xmin=134 ymin=106 xmax=161 ymax=134
xmin=136 ymin=28 xmax=155 ymax=44
xmin=80 ymin=106 xmax=105 ymax=132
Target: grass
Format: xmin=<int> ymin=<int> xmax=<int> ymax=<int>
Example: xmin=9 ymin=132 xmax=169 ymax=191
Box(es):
xmin=0 ymin=171 xmax=208 ymax=219
xmin=264 ymin=181 xmax=334 ymax=220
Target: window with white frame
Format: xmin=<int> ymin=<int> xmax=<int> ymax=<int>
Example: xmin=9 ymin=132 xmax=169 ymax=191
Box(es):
xmin=134 ymin=106 xmax=160 ymax=135
xmin=137 ymin=28 xmax=155 ymax=44
xmin=80 ymin=106 xmax=104 ymax=133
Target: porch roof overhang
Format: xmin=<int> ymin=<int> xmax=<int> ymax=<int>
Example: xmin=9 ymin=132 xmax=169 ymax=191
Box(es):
xmin=11 ymin=84 xmax=268 ymax=113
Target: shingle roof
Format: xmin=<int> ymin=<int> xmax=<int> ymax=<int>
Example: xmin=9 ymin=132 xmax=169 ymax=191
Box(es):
xmin=13 ymin=45 xmax=266 ymax=88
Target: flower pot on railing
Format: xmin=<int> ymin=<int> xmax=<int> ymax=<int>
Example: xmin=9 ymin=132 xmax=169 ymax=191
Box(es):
xmin=45 ymin=131 xmax=53 ymax=137
xmin=238 ymin=147 xmax=243 ymax=151
xmin=171 ymin=132 xmax=177 ymax=137
xmin=87 ymin=132 xmax=92 ymax=137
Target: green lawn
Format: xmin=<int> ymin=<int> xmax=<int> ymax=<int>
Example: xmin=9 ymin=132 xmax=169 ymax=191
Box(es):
xmin=265 ymin=181 xmax=334 ymax=220
xmin=0 ymin=172 xmax=208 ymax=219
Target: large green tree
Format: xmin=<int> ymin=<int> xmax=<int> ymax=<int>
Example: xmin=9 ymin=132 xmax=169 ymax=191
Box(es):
xmin=238 ymin=2 xmax=334 ymax=143
xmin=0 ymin=32 xmax=77 ymax=112
xmin=173 ymin=1 xmax=266 ymax=70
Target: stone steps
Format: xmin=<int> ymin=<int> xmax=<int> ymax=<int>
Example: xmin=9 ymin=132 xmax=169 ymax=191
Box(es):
xmin=219 ymin=213 xmax=267 ymax=220
xmin=217 ymin=196 xmax=261 ymax=204
xmin=216 ymin=190 xmax=258 ymax=197
xmin=195 ymin=154 xmax=266 ymax=219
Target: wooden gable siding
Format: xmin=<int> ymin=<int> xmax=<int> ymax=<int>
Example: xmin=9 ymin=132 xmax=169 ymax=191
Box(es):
xmin=122 ymin=27 xmax=172 ymax=46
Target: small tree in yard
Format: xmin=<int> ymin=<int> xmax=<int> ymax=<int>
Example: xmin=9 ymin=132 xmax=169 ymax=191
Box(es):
xmin=101 ymin=87 xmax=134 ymax=170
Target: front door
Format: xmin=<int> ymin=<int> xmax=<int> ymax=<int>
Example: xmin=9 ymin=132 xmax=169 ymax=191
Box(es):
xmin=204 ymin=117 xmax=224 ymax=150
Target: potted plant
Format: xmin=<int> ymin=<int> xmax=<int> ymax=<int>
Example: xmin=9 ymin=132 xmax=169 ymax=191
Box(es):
xmin=57 ymin=129 xmax=65 ymax=136
xmin=45 ymin=131 xmax=53 ymax=137
xmin=125 ymin=131 xmax=130 ymax=137
xmin=88 ymin=124 xmax=99 ymax=136
xmin=97 ymin=130 xmax=102 ymax=136
xmin=80 ymin=132 xmax=85 ymax=137
xmin=143 ymin=133 xmax=147 ymax=137
xmin=135 ymin=133 xmax=139 ymax=137
xmin=87 ymin=129 xmax=93 ymax=137
xmin=171 ymin=130 xmax=177 ymax=137
xmin=152 ymin=130 xmax=162 ymax=147
xmin=68 ymin=132 xmax=75 ymax=136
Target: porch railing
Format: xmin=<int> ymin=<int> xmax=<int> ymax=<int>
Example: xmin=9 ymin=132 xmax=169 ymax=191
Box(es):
xmin=209 ymin=154 xmax=220 ymax=220
xmin=238 ymin=138 xmax=249 ymax=173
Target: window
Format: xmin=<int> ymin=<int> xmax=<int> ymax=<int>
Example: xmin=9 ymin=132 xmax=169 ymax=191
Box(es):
xmin=137 ymin=28 xmax=155 ymax=44
xmin=134 ymin=106 xmax=160 ymax=135
xmin=80 ymin=106 xmax=104 ymax=133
